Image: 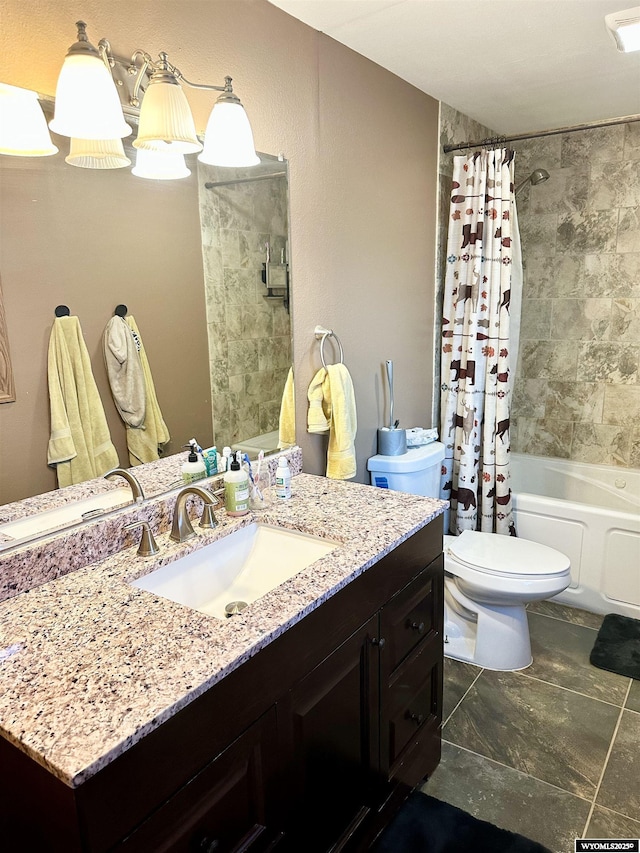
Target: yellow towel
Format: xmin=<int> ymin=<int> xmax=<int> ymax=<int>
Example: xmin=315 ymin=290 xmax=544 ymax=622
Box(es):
xmin=307 ymin=364 xmax=357 ymax=480
xmin=278 ymin=366 xmax=296 ymax=448
xmin=47 ymin=316 xmax=119 ymax=487
xmin=307 ymin=367 xmax=330 ymax=433
xmin=124 ymin=315 xmax=170 ymax=466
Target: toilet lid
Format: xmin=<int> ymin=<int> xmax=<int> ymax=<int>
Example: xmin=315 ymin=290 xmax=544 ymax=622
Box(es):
xmin=447 ymin=531 xmax=570 ymax=578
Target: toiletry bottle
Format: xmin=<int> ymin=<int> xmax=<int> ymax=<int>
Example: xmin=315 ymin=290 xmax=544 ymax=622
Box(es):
xmin=275 ymin=454 xmax=292 ymax=500
xmin=182 ymin=445 xmax=206 ymax=484
xmin=224 ymin=451 xmax=250 ymax=516
xmin=219 ymin=446 xmax=232 ymax=474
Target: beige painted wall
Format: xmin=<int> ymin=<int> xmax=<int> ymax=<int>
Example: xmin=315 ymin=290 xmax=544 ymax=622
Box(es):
xmin=0 ymin=0 xmax=439 ymax=492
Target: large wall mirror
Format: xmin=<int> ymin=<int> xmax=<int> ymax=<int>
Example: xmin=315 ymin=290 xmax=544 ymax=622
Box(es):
xmin=0 ymin=98 xmax=293 ymax=506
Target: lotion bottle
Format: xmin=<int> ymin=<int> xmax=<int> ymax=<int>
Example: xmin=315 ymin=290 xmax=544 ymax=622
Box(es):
xmin=224 ymin=451 xmax=250 ymax=516
xmin=181 ymin=445 xmax=206 ymax=484
xmin=275 ymin=454 xmax=292 ymax=500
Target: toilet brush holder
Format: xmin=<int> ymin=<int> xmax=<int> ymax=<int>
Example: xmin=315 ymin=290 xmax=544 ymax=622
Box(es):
xmin=378 ymin=427 xmax=407 ymax=456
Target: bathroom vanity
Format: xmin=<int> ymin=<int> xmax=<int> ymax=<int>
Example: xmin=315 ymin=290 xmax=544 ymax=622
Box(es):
xmin=0 ymin=474 xmax=445 ymax=852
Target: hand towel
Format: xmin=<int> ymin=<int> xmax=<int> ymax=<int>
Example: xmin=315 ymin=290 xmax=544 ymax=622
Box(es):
xmin=47 ymin=315 xmax=119 ymax=487
xmin=325 ymin=364 xmax=357 ymax=480
xmin=307 ymin=364 xmax=357 ymax=479
xmin=278 ymin=366 xmax=296 ymax=448
xmin=103 ymin=316 xmax=146 ymax=428
xmin=307 ymin=367 xmax=330 ymax=434
xmin=124 ymin=315 xmax=170 ymax=466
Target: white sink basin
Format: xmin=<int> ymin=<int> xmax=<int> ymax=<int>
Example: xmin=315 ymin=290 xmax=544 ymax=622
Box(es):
xmin=0 ymin=487 xmax=134 ymax=543
xmin=131 ymin=523 xmax=339 ymax=620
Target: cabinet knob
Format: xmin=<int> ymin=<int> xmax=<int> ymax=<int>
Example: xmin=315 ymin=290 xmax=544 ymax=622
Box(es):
xmin=371 ymin=637 xmax=386 ymax=649
xmin=409 ymin=712 xmax=424 ymax=726
xmin=410 ymin=621 xmax=425 ymax=634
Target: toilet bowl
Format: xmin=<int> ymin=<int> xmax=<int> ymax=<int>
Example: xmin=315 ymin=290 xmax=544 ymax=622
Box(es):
xmin=367 ymin=444 xmax=572 ymax=671
xmin=442 ymin=531 xmax=571 ymax=671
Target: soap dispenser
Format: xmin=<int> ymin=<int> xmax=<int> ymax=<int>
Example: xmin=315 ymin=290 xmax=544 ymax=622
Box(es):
xmin=181 ymin=444 xmax=206 ymax=484
xmin=224 ymin=451 xmax=250 ymax=516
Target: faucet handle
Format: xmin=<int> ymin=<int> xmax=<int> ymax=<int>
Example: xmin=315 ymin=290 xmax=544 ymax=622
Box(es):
xmin=124 ymin=521 xmax=159 ymax=558
xmin=199 ymin=502 xmax=219 ymax=530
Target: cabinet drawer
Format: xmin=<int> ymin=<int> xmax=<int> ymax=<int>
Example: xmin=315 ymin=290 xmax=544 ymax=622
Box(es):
xmin=115 ymin=708 xmax=279 ymax=853
xmin=386 ymin=639 xmax=441 ymax=774
xmin=381 ymin=557 xmax=442 ymax=674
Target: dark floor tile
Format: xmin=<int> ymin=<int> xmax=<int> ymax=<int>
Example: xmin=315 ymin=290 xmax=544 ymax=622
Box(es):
xmin=443 ymin=669 xmax=620 ymax=799
xmin=422 ymin=740 xmax=591 ymax=853
xmin=596 ymin=709 xmax=640 ymax=820
xmin=586 ymin=805 xmax=640 ymax=839
xmin=527 ymin=599 xmax=604 ymax=629
xmin=443 ymin=656 xmax=480 ymax=722
xmin=525 ymin=612 xmax=630 ymax=704
xmin=626 ymin=679 xmax=640 ymax=713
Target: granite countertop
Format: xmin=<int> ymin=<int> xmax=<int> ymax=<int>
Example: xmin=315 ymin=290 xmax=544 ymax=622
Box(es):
xmin=0 ymin=474 xmax=446 ymax=789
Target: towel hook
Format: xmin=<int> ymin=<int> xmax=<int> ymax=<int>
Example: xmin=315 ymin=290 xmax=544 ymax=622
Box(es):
xmin=314 ymin=325 xmax=344 ymax=368
xmin=114 ymin=304 xmax=128 ymax=317
xmin=54 ymin=305 xmax=70 ymax=317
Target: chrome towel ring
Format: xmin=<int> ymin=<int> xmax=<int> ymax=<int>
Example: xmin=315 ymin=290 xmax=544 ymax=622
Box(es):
xmin=314 ymin=325 xmax=344 ymax=368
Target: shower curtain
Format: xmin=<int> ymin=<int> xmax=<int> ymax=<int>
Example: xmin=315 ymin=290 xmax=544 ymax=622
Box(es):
xmin=440 ymin=148 xmax=521 ymax=536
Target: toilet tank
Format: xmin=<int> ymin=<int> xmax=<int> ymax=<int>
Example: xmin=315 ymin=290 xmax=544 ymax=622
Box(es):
xmin=367 ymin=442 xmax=445 ymax=497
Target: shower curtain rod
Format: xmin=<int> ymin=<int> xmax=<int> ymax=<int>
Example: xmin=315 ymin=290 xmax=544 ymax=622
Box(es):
xmin=443 ymin=113 xmax=640 ymax=154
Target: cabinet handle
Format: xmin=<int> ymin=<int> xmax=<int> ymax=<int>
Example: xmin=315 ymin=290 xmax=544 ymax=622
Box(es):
xmin=410 ymin=621 xmax=425 ymax=634
xmin=409 ymin=712 xmax=424 ymax=726
xmin=197 ymin=837 xmax=220 ymax=853
xmin=371 ymin=637 xmax=386 ymax=649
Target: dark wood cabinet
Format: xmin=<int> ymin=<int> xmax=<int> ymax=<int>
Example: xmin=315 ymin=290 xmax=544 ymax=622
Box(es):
xmin=0 ymin=519 xmax=443 ymax=853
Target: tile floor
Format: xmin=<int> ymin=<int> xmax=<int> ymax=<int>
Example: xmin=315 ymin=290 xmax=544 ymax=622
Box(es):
xmin=422 ymin=600 xmax=640 ymax=853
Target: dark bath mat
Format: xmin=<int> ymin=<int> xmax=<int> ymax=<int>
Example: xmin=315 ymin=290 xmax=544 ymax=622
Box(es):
xmin=371 ymin=791 xmax=552 ymax=853
xmin=590 ymin=613 xmax=640 ymax=680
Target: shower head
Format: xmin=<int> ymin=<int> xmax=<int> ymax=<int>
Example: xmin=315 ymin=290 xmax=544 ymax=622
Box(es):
xmin=515 ymin=168 xmax=550 ymax=196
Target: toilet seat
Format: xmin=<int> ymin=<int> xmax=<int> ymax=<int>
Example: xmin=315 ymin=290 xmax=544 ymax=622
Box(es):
xmin=446 ymin=530 xmax=570 ymax=581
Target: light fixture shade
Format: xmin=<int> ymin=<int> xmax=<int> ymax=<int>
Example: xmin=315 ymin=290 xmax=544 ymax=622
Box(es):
xmin=605 ymin=7 xmax=640 ymax=52
xmin=50 ymin=53 xmax=132 ymax=140
xmin=132 ymin=147 xmax=191 ymax=180
xmin=66 ymin=137 xmax=131 ymax=169
xmin=198 ymin=100 xmax=260 ymax=167
xmin=134 ymin=73 xmax=202 ymax=154
xmin=0 ymin=84 xmax=58 ymax=156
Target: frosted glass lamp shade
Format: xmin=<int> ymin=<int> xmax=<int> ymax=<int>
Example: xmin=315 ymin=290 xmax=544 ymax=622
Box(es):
xmin=0 ymin=84 xmax=58 ymax=156
xmin=132 ymin=147 xmax=191 ymax=180
xmin=134 ymin=76 xmax=202 ymax=154
xmin=198 ymin=101 xmax=260 ymax=167
xmin=66 ymin=137 xmax=131 ymax=169
xmin=50 ymin=54 xmax=131 ymax=140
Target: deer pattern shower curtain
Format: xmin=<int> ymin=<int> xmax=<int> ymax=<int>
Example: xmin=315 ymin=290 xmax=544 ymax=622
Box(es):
xmin=440 ymin=148 xmax=517 ymax=536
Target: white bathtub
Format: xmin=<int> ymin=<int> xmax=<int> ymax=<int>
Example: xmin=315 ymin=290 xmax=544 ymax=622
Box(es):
xmin=509 ymin=453 xmax=640 ymax=618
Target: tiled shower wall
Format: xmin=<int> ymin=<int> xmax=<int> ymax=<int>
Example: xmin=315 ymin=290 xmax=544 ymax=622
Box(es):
xmin=512 ymin=123 xmax=640 ymax=467
xmin=198 ymin=165 xmax=291 ymax=450
xmin=436 ymin=106 xmax=640 ymax=469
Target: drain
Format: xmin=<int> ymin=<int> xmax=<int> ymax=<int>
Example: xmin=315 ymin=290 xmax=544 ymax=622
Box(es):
xmin=225 ymin=600 xmax=249 ymax=618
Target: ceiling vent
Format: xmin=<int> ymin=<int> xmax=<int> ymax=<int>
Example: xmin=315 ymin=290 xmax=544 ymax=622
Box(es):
xmin=605 ymin=6 xmax=640 ymax=52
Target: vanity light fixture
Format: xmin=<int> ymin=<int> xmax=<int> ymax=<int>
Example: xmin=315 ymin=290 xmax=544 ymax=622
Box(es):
xmin=50 ymin=22 xmax=132 ymax=140
xmin=50 ymin=21 xmax=259 ymax=168
xmin=66 ymin=137 xmax=131 ymax=169
xmin=131 ymin=146 xmax=191 ymax=180
xmin=605 ymin=6 xmax=640 ymax=52
xmin=0 ymin=83 xmax=58 ymax=157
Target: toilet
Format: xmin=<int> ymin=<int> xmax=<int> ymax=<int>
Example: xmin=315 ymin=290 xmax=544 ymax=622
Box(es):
xmin=367 ymin=443 xmax=571 ymax=671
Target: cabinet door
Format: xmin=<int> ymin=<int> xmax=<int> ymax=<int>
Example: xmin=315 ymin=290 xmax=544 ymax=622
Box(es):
xmin=277 ymin=616 xmax=379 ymax=852
xmin=115 ymin=708 xmax=279 ymax=853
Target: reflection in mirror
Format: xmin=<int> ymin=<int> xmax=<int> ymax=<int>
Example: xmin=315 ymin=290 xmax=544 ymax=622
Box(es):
xmin=0 ymin=97 xmax=293 ymax=508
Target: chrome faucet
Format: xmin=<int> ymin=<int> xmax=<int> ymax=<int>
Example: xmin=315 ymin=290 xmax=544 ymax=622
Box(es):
xmin=104 ymin=468 xmax=146 ymax=503
xmin=170 ymin=485 xmax=222 ymax=544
